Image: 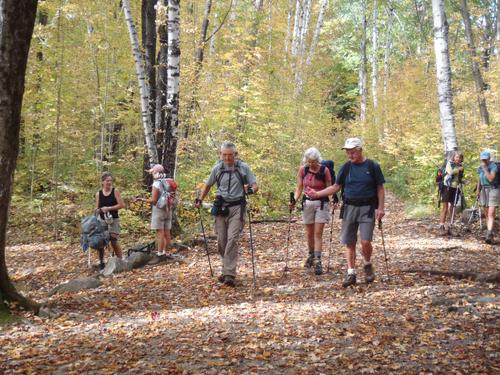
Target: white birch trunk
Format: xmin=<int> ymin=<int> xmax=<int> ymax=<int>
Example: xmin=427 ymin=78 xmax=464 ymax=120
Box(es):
xmin=431 ymin=0 xmax=458 ymax=155
xmin=284 ymin=0 xmax=294 ymax=59
xmin=371 ymin=0 xmax=379 ymax=111
xmin=306 ymin=0 xmax=328 ymax=66
xmin=298 ymin=0 xmax=312 ymax=56
xmin=291 ymin=0 xmax=302 ymax=56
xmin=229 ymin=0 xmax=238 ymax=22
xmin=383 ymin=6 xmax=394 ymax=97
xmin=209 ymin=12 xmax=217 ymax=55
xmin=122 ymin=0 xmax=158 ymax=165
xmin=359 ymin=0 xmax=368 ymax=122
xmin=166 ymin=0 xmax=180 ymax=177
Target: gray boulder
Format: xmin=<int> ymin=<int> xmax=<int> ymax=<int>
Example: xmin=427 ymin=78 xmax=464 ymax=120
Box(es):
xmin=127 ymin=251 xmax=153 ymax=269
xmin=102 ymin=257 xmax=132 ymax=276
xmin=49 ymin=276 xmax=102 ymax=296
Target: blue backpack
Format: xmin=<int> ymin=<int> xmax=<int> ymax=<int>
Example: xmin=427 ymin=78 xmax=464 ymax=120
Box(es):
xmin=80 ymin=214 xmax=109 ymax=251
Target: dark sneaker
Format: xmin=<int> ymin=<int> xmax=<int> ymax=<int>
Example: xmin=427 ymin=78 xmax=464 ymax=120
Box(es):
xmin=304 ymin=253 xmax=314 ymax=268
xmin=364 ymin=263 xmax=375 ymax=283
xmin=218 ymin=274 xmax=225 ymax=283
xmin=99 ymin=263 xmax=105 ymax=270
xmin=342 ymin=273 xmax=356 ymax=288
xmin=223 ymin=275 xmax=235 ymax=287
xmin=485 ymin=231 xmax=493 ymax=244
xmin=314 ymin=258 xmax=323 ymax=275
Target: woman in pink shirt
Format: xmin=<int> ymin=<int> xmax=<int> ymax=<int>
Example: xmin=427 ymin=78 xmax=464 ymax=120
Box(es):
xmin=289 ymin=147 xmax=332 ymax=275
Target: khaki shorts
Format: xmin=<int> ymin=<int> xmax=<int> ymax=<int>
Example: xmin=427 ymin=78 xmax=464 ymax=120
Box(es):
xmin=302 ymin=199 xmax=330 ymax=224
xmin=107 ymin=218 xmax=120 ymax=236
xmin=480 ymin=187 xmax=500 ymax=207
xmin=340 ymin=204 xmax=375 ymax=245
xmin=151 ymin=206 xmax=172 ymax=230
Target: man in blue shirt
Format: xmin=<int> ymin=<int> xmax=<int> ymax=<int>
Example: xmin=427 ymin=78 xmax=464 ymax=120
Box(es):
xmin=306 ymin=138 xmax=385 ymax=287
xmin=476 ymin=150 xmax=498 ymax=244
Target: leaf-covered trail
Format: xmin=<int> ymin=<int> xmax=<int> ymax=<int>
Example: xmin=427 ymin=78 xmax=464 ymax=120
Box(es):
xmin=1 ymin=193 xmax=499 ymax=373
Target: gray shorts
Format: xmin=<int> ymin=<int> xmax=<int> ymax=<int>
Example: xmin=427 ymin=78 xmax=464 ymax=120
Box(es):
xmin=480 ymin=187 xmax=500 ymax=207
xmin=302 ymin=199 xmax=330 ymax=224
xmin=340 ymin=204 xmax=375 ymax=245
xmin=107 ymin=218 xmax=120 ymax=236
xmin=151 ymin=206 xmax=172 ymax=230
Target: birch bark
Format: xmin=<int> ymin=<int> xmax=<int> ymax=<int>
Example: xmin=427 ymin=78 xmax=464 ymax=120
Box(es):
xmin=122 ymin=0 xmax=158 ymax=165
xmin=371 ymin=0 xmax=379 ymax=111
xmin=306 ymin=0 xmax=328 ymax=66
xmin=284 ymin=0 xmax=293 ymax=59
xmin=459 ymin=0 xmax=490 ymax=125
xmin=431 ymin=0 xmax=458 ymax=156
xmin=359 ymin=0 xmax=368 ymax=122
xmin=383 ymin=6 xmax=394 ymax=97
xmin=164 ymin=0 xmax=180 ymax=178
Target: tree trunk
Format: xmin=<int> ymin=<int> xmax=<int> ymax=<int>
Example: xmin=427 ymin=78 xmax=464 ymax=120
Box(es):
xmin=459 ymin=0 xmax=490 ymax=126
xmin=164 ymin=0 xmax=180 ymax=178
xmin=142 ymin=0 xmax=158 ymax=134
xmin=371 ymin=0 xmax=379 ymax=111
xmin=156 ymin=2 xmax=168 ymax=165
xmin=383 ymin=5 xmax=394 ymax=97
xmin=431 ymin=0 xmax=458 ymax=156
xmin=291 ymin=0 xmax=302 ymax=56
xmin=52 ymin=3 xmax=66 ymax=241
xmin=0 ymin=0 xmax=40 ymax=313
xmin=305 ymin=0 xmax=328 ymax=67
xmin=284 ymin=0 xmax=293 ymax=60
xmin=122 ymin=0 xmax=159 ymax=166
xmin=359 ymin=0 xmax=368 ymax=122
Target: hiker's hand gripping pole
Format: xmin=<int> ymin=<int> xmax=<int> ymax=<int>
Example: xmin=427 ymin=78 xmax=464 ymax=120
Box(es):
xmin=378 ymin=219 xmax=390 ymax=279
xmin=196 ymin=191 xmax=214 ymax=277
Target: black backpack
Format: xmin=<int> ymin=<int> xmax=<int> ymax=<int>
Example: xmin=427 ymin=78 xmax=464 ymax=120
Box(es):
xmin=494 ymin=162 xmax=500 ymax=188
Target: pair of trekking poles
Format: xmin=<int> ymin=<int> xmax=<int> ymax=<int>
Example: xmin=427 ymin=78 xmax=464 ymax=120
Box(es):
xmin=283 ymin=192 xmax=390 ymax=279
xmin=197 ymin=190 xmax=257 ymax=288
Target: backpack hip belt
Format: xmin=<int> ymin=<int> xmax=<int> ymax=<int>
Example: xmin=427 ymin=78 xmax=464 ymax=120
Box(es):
xmin=302 ymin=195 xmax=329 ymax=210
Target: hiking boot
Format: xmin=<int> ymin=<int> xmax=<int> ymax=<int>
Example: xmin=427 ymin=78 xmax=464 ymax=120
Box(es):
xmin=485 ymin=231 xmax=493 ymax=244
xmin=304 ymin=253 xmax=314 ymax=268
xmin=364 ymin=263 xmax=375 ymax=284
xmin=218 ymin=274 xmax=225 ymax=283
xmin=223 ymin=275 xmax=235 ymax=287
xmin=342 ymin=273 xmax=356 ymax=288
xmin=439 ymin=225 xmax=447 ymax=236
xmin=314 ymin=258 xmax=323 ymax=275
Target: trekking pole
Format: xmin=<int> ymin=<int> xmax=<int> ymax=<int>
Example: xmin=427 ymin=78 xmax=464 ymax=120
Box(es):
xmin=449 ymin=184 xmax=461 ymax=229
xmin=283 ymin=192 xmax=295 ymax=274
xmin=197 ymin=192 xmax=214 ymax=277
xmin=326 ymin=207 xmax=335 ymax=273
xmin=246 ymin=188 xmax=257 ymax=288
xmin=378 ymin=219 xmax=390 ymax=279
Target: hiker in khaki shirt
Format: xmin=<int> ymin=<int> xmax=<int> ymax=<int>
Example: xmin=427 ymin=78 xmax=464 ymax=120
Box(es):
xmin=195 ymin=142 xmax=258 ymax=287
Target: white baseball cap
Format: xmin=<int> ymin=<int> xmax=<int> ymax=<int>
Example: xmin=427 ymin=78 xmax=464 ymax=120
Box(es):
xmin=342 ymin=137 xmax=363 ymax=149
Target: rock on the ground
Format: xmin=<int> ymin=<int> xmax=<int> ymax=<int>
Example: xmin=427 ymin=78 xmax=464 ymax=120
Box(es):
xmin=38 ymin=306 xmax=61 ymax=319
xmin=102 ymin=257 xmax=132 ymax=276
xmin=48 ymin=276 xmax=102 ymax=296
xmin=127 ymin=251 xmax=152 ymax=269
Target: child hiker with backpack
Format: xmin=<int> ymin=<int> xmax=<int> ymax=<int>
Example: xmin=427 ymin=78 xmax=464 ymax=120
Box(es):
xmin=438 ymin=151 xmax=464 ymax=236
xmin=289 ymin=147 xmax=334 ymax=275
xmin=476 ymin=150 xmax=499 ymax=244
xmin=135 ymin=164 xmax=177 ymax=256
xmin=95 ymin=172 xmax=125 ymax=267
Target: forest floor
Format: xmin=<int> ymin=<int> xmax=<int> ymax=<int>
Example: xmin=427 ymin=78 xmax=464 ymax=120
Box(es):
xmin=1 ymin=193 xmax=499 ymax=374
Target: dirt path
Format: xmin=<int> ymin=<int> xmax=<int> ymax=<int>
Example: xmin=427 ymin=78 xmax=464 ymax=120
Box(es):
xmin=1 ymin=193 xmax=499 ymax=373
